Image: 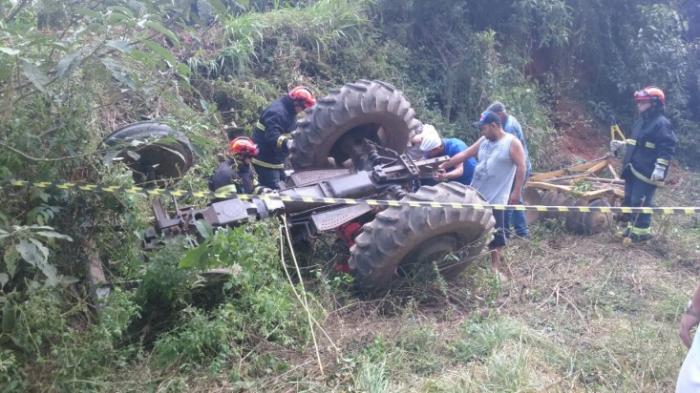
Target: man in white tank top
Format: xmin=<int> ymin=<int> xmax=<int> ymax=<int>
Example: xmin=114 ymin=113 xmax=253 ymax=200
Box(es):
xmin=439 ymin=111 xmax=527 ymax=277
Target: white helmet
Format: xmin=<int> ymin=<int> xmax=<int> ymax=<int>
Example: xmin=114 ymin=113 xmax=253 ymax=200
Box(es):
xmin=419 ymin=124 xmax=441 ymax=152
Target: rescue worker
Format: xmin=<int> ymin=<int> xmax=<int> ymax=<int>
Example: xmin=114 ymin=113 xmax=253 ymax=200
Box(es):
xmin=252 ymin=86 xmax=316 ymax=189
xmin=610 ymin=86 xmax=677 ymax=242
xmin=208 ymin=136 xmax=259 ymax=198
xmin=418 ymin=124 xmax=477 ymax=186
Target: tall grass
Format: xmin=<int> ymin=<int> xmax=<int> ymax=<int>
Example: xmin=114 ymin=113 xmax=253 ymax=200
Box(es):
xmin=220 ymin=0 xmax=369 ymax=74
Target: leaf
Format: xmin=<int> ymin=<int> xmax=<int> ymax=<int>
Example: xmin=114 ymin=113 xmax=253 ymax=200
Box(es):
xmin=20 ymin=60 xmax=50 ymax=94
xmin=28 ymin=238 xmax=49 ymax=261
xmin=146 ymin=21 xmax=180 ymax=47
xmin=143 ymin=40 xmax=178 ymax=68
xmin=176 ymin=63 xmax=191 ymax=79
xmin=179 ymin=243 xmax=209 ymax=269
xmin=106 ymin=39 xmax=133 ymax=53
xmin=128 ymin=49 xmax=158 ymax=68
xmin=24 ymin=239 xmax=59 ymax=286
xmin=0 ymin=273 xmax=8 ymax=288
xmin=0 ymin=47 xmax=20 ymax=56
xmin=3 ymin=248 xmax=19 ymax=278
xmin=15 ymin=239 xmax=46 ymax=268
xmin=195 ymin=220 xmax=214 ymax=240
xmin=125 ymin=0 xmax=146 ymax=15
xmin=35 ymin=231 xmax=73 ymax=242
xmin=108 ymin=5 xmax=135 ymax=18
xmin=56 ymin=49 xmax=84 ymax=79
xmin=25 ymin=225 xmax=55 ymax=230
xmin=40 ymin=263 xmax=59 ymax=287
xmin=101 ymin=57 xmax=136 ymax=90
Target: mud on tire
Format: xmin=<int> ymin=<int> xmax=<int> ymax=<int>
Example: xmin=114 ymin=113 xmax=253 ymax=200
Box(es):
xmin=289 ymin=79 xmax=422 ymax=170
xmin=348 ymin=182 xmax=495 ymax=293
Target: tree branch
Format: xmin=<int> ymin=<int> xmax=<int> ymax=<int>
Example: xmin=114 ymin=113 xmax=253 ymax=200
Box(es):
xmin=0 ymin=141 xmax=93 ymax=162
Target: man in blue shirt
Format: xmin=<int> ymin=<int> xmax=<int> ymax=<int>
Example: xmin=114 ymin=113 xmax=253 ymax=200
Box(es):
xmin=486 ymin=102 xmax=532 ymax=238
xmin=418 ymin=124 xmax=477 ymax=185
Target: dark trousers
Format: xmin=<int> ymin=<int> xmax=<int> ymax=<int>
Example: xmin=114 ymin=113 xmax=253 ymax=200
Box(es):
xmin=623 ymin=176 xmax=657 ymax=229
xmin=254 ymin=165 xmax=286 ymax=189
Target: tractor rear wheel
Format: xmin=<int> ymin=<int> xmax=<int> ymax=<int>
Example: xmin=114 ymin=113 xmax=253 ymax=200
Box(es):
xmin=102 ymin=121 xmax=194 ymax=186
xmin=348 ymin=182 xmax=495 ymax=294
xmin=289 ymin=80 xmax=422 ymax=170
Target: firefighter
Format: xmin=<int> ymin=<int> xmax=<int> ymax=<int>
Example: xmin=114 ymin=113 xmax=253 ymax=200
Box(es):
xmin=208 ymin=136 xmax=259 ymax=198
xmin=610 ymin=86 xmax=677 ymax=242
xmin=252 ymin=86 xmax=316 ymax=189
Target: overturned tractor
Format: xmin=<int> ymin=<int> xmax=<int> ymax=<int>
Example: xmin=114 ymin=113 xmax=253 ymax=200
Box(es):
xmin=104 ymin=80 xmax=495 ymax=293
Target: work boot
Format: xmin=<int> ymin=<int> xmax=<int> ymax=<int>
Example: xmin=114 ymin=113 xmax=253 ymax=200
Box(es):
xmin=615 ymin=227 xmax=631 ymax=239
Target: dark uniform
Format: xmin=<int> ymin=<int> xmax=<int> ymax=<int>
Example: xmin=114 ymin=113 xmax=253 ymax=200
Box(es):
xmin=208 ymin=158 xmax=256 ymax=199
xmin=251 ymin=95 xmax=298 ymax=189
xmin=621 ymin=107 xmax=677 ymax=235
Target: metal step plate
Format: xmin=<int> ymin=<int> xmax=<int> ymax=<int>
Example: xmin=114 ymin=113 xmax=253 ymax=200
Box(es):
xmin=311 ymin=204 xmax=373 ymax=231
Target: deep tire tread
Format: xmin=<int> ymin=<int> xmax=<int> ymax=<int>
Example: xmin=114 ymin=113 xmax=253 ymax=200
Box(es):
xmin=290 ymin=80 xmax=415 ymax=169
xmin=349 ymin=183 xmax=495 ymax=293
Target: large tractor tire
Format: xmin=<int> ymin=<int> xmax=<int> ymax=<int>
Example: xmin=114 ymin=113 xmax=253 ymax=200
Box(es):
xmin=348 ymin=182 xmax=495 ymax=293
xmin=289 ymin=80 xmax=422 ymax=170
xmin=524 ymin=187 xmax=613 ymax=235
xmin=565 ymin=198 xmax=612 ymax=235
xmin=102 ymin=121 xmax=194 ymax=186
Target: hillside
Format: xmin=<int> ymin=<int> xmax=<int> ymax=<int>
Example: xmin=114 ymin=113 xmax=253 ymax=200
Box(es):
xmin=1 ymin=1 xmax=699 ymax=392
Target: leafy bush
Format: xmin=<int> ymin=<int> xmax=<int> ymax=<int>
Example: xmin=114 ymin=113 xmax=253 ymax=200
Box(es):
xmin=0 ymin=288 xmax=139 ymax=391
xmin=178 ymin=222 xmax=315 ymax=345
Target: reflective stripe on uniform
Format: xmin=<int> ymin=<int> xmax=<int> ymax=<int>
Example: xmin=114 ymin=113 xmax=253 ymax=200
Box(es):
xmin=644 ymin=141 xmax=656 ymax=149
xmin=657 ymin=158 xmax=670 ymax=166
xmin=255 ymin=121 xmax=264 ymax=130
xmin=214 ymin=184 xmax=238 ymax=197
xmin=629 ymin=164 xmax=663 ymax=187
xmin=252 ymin=158 xmax=284 ymax=169
xmin=277 ymin=134 xmax=291 ymax=149
xmin=628 ymin=225 xmax=652 ymax=235
xmin=626 ymin=139 xmax=637 ymax=146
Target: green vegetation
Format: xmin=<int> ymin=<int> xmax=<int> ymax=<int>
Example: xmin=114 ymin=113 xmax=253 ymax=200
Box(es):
xmin=0 ymin=0 xmax=698 ymax=391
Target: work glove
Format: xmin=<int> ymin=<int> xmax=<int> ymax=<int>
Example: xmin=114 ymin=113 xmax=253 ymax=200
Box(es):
xmin=254 ymin=186 xmax=273 ymax=195
xmin=650 ymin=164 xmax=666 ymax=182
xmin=610 ymin=140 xmax=626 ymax=157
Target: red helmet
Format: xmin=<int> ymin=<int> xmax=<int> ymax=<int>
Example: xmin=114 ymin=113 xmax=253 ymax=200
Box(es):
xmin=634 ymin=86 xmax=665 ymax=105
xmin=228 ymin=137 xmax=258 ymax=157
xmin=288 ymin=86 xmax=316 ymax=109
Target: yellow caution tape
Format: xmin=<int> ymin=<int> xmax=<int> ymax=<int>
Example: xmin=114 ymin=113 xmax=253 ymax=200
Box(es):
xmin=2 ymin=179 xmax=699 ymax=216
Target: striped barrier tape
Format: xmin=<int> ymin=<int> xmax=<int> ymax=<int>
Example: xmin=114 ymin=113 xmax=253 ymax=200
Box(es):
xmin=2 ymin=179 xmax=699 ymax=215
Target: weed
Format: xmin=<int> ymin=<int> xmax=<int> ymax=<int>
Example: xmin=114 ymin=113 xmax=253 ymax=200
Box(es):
xmin=395 ymin=326 xmax=444 ymax=376
xmin=353 ymin=355 xmax=390 ymax=393
xmin=152 ymin=305 xmax=240 ymax=370
xmin=450 ymin=316 xmax=526 ymax=364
